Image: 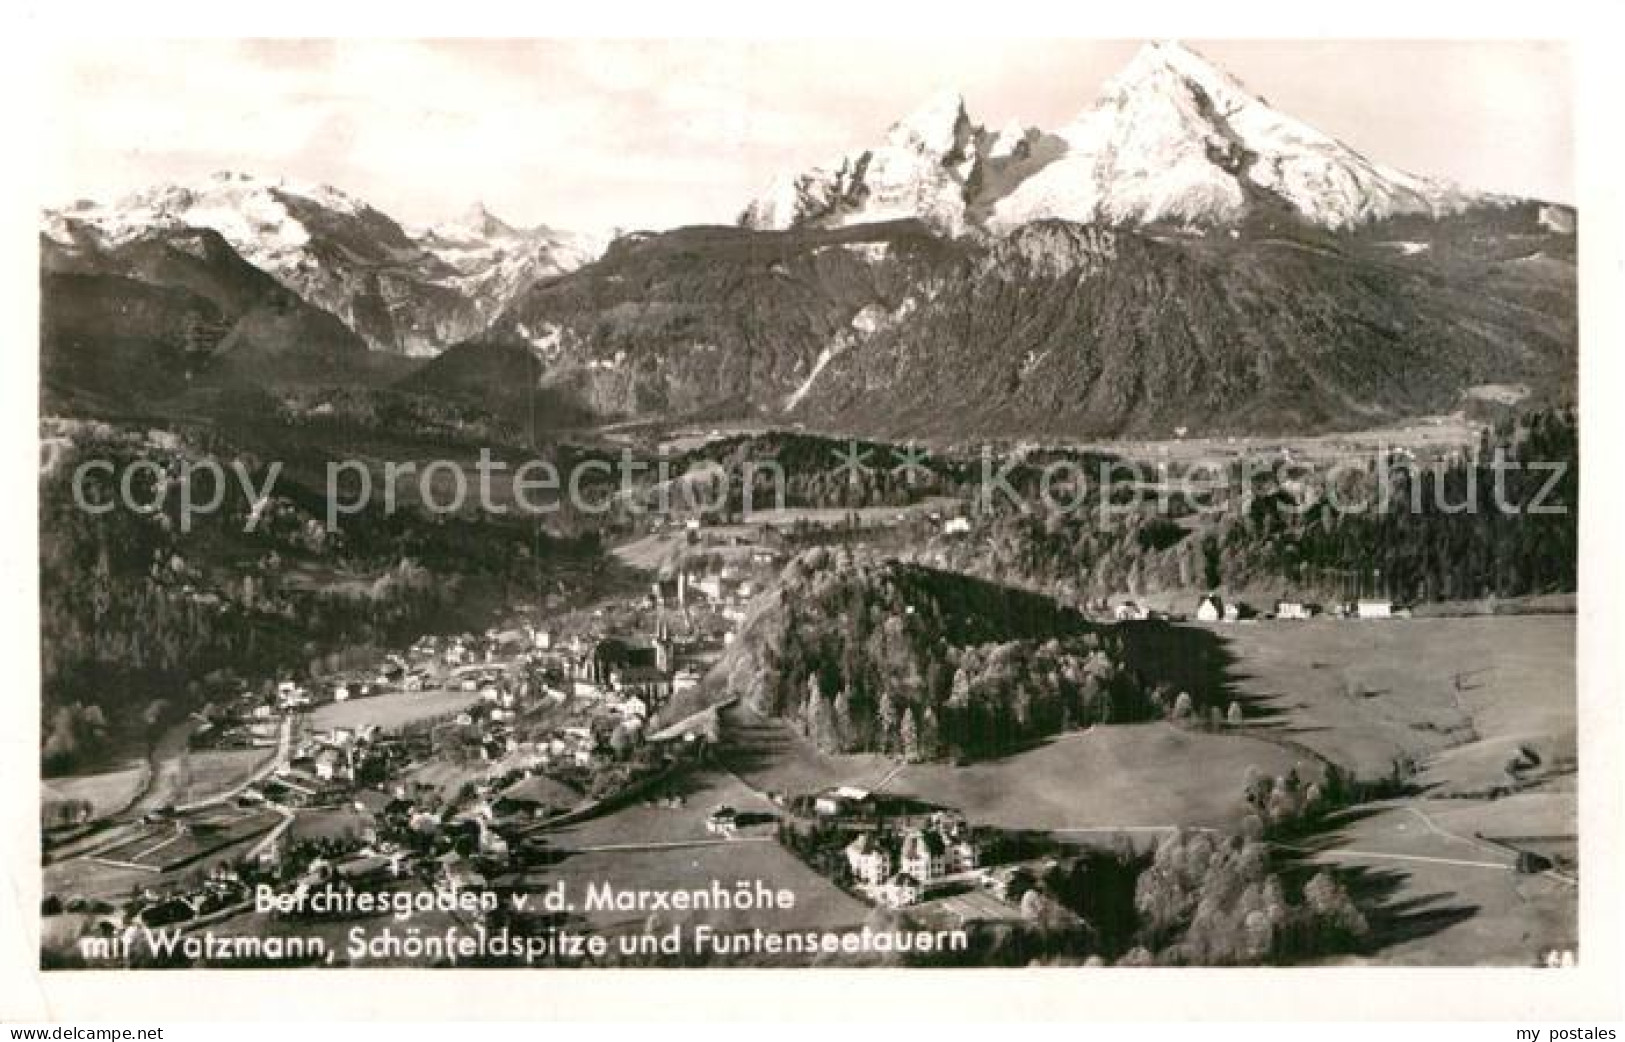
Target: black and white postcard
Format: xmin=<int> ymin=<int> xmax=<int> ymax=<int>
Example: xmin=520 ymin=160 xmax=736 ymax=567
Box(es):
xmin=5 ymin=8 xmax=1621 ymax=1024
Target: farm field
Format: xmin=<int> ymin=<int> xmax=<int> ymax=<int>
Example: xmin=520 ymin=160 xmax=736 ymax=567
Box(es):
xmin=286 ymin=806 xmax=375 ymax=845
xmin=87 ymin=806 xmax=281 ymax=872
xmin=611 ymin=531 xmax=690 ymax=573
xmin=611 ymin=527 xmax=776 ymax=574
xmin=43 ymin=813 xmax=278 ymax=903
xmin=610 ymin=496 xmax=958 ymax=574
xmin=43 ymin=852 xmax=171 ymax=903
xmin=1076 ymin=413 xmax=1481 ymax=467
xmin=483 ymin=764 xmax=874 ymax=959
xmin=717 ymin=704 xmax=1312 ymax=832
xmin=397 ymin=758 xmax=497 ymax=798
xmin=741 ymin=497 xmax=961 ymax=528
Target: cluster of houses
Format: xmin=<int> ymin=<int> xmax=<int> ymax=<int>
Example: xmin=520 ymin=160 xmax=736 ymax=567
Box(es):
xmin=65 ymin=563 xmax=763 ymax=950
xmin=257 ymin=765 xmax=584 ymax=893
xmin=838 ymin=810 xmax=983 ymax=909
xmin=126 ymin=865 xmax=253 ymax=929
xmin=1193 ymin=595 xmax=1404 ymax=622
xmin=248 ymin=723 xmax=400 ymax=810
xmin=1109 ymin=595 xmax=1405 ymax=624
xmin=791 ymin=788 xmax=1086 ymax=917
xmin=647 ymin=567 xmax=766 ymax=633
xmin=187 ymin=693 xmax=283 ymax=752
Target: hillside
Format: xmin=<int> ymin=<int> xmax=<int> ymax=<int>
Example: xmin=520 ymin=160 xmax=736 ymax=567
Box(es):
xmin=704 ymin=549 xmax=1147 ymax=760
xmin=40 ymin=226 xmax=373 ymax=413
xmin=45 ymin=173 xmax=599 ymax=356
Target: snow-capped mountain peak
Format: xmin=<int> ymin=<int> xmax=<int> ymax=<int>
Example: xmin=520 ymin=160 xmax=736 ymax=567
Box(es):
xmin=45 ymin=172 xmax=604 ymax=356
xmin=742 ymin=41 xmax=1501 ymax=236
xmin=884 ymin=88 xmax=972 ymax=155
xmin=1100 ymin=40 xmax=1251 ymax=109
xmin=442 ymin=201 xmax=523 ymax=242
xmin=739 ymin=87 xmax=987 ymax=234
xmin=1000 ymin=41 xmax=1495 ymax=230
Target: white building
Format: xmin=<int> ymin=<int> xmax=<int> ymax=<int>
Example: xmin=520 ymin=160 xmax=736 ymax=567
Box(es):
xmin=844 ymin=834 xmax=891 ymax=886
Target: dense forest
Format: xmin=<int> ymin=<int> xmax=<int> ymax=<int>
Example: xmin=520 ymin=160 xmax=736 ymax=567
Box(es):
xmin=713 ymin=548 xmax=1147 ymax=760
xmin=923 ymin=407 xmax=1578 ymax=606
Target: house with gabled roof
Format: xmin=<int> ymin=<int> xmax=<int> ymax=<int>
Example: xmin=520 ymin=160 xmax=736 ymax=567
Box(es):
xmin=900 ymin=828 xmax=947 ymax=883
xmin=844 ymin=833 xmax=891 ymax=886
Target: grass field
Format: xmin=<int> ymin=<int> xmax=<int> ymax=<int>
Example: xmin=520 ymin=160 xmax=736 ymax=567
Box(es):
xmin=398 ymin=757 xmax=495 ymax=798
xmin=42 ymin=764 xmax=147 ymax=824
xmin=516 ymin=765 xmax=871 ymax=954
xmin=716 ymin=708 xmax=891 ymax=798
xmin=888 ymin=722 xmax=1314 ymax=831
xmin=89 ymin=806 xmax=280 ymax=872
xmin=287 ymin=806 xmax=374 ymax=845
xmin=1185 ymin=614 xmax=1580 ymax=965
xmin=1182 ymin=615 xmax=1576 ymax=793
xmin=1289 ymin=795 xmax=1576 ymax=966
xmin=611 ymin=531 xmax=690 ymax=573
xmin=175 ymin=748 xmax=276 ymax=806
xmin=44 ymin=852 xmax=171 ymax=903
xmin=548 ymin=769 xmax=774 ymax=849
xmin=717 ymin=705 xmax=1307 ymax=832
xmin=741 ymin=497 xmax=961 ymax=528
xmin=610 ymin=496 xmax=958 ymax=574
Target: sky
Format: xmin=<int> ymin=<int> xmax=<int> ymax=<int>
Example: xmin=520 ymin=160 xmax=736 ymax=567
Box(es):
xmin=42 ymin=39 xmax=1574 ymax=233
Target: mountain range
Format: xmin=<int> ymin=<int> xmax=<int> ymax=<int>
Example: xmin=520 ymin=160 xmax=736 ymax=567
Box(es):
xmin=44 ymin=173 xmax=602 ymax=357
xmin=39 ymin=42 xmax=1577 ymax=439
xmin=739 ymin=42 xmax=1499 ymax=236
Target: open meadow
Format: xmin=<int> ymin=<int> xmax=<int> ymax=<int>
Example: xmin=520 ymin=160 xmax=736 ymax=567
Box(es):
xmin=41 ymin=763 xmax=146 ymax=824
xmin=1174 ymin=615 xmax=1576 ymax=793
xmin=717 ymin=705 xmax=1309 ymax=831
xmin=1285 ymin=794 xmax=1576 ymax=965
xmin=887 ymin=722 xmax=1314 ymax=831
xmin=716 ymin=707 xmax=893 ymax=798
xmin=174 ymin=748 xmax=276 ymax=807
xmin=308 ymin=688 xmax=485 ymax=732
xmin=1190 ymin=614 xmax=1579 ymax=965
